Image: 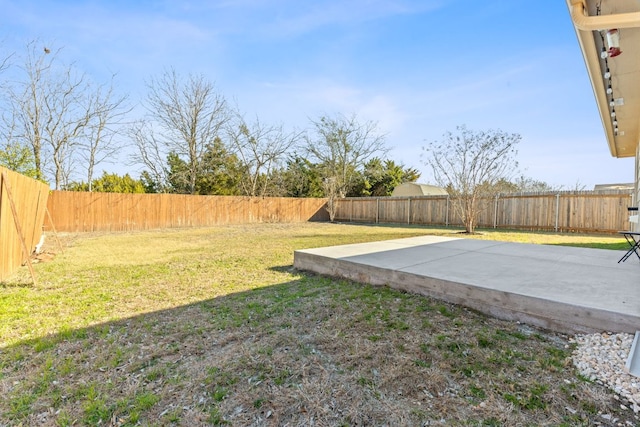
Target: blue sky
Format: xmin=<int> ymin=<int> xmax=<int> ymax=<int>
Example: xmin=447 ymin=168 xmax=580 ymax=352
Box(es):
xmin=0 ymin=0 xmax=634 ymax=189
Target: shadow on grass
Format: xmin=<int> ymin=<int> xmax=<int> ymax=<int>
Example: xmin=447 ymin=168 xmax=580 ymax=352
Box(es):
xmin=268 ymin=265 xmax=300 ymax=274
xmin=0 ymin=275 xmax=328 ymax=423
xmin=0 ymin=280 xmax=34 ymax=289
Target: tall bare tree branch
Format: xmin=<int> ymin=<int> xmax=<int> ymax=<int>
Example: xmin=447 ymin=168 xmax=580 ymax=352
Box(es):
xmin=80 ymin=75 xmax=130 ymax=191
xmin=136 ymin=68 xmax=230 ymax=194
xmin=5 ymin=41 xmax=128 ymax=189
xmin=129 ymin=119 xmax=170 ymax=192
xmin=305 ymin=112 xmax=388 ymax=220
xmin=227 ymin=113 xmax=302 ymax=197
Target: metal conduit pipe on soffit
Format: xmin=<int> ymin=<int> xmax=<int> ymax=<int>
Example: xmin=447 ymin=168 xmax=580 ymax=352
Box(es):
xmin=569 ymin=0 xmax=640 ymax=30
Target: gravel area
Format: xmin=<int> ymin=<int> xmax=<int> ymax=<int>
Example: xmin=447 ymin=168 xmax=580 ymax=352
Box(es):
xmin=572 ymin=332 xmax=640 ymax=413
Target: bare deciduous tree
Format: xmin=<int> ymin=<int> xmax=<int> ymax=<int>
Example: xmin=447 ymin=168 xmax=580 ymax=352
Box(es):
xmin=0 ymin=51 xmax=36 ymax=176
xmin=80 ymin=76 xmax=129 ymax=191
xmin=227 ymin=114 xmax=302 ymax=197
xmin=305 ymin=113 xmax=388 ymax=220
xmin=0 ymin=47 xmax=11 ymax=80
xmin=133 ymin=69 xmax=229 ymax=194
xmin=5 ymin=41 xmax=128 ymax=189
xmin=129 ymin=119 xmax=170 ymax=192
xmin=8 ymin=41 xmax=53 ymax=182
xmin=422 ymin=125 xmax=521 ymax=233
xmin=41 ymin=69 xmax=92 ymax=189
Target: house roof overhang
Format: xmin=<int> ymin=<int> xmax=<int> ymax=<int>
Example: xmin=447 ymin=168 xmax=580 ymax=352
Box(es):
xmin=566 ymin=0 xmax=640 ymax=158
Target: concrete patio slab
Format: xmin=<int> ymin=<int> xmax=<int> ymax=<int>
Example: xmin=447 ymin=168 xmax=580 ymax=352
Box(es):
xmin=293 ymin=237 xmax=640 ymax=334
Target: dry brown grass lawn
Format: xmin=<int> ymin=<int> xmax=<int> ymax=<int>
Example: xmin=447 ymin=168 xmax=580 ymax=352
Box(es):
xmin=0 ymin=223 xmax=636 ymax=426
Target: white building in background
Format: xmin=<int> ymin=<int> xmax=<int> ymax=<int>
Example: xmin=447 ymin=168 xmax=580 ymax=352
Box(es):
xmin=391 ymin=183 xmax=448 ymax=197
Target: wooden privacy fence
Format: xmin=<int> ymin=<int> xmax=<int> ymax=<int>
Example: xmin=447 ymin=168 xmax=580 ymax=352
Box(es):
xmin=334 ymin=191 xmax=634 ymax=233
xmin=45 ymin=191 xmax=329 ymax=232
xmin=0 ymin=166 xmax=49 ymax=281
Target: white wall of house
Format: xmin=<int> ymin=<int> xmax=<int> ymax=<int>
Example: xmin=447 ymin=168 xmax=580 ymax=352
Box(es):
xmin=634 ymin=146 xmax=640 ymax=231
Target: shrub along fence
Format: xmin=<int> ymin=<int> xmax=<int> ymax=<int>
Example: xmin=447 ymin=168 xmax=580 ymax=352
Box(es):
xmin=333 ymin=191 xmax=634 ymax=233
xmin=45 ymin=191 xmax=330 ymax=232
xmin=0 ymin=166 xmax=49 ymax=281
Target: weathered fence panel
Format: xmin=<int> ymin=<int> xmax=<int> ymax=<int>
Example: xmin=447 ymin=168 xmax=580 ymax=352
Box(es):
xmin=334 ymin=191 xmax=633 ymax=233
xmin=45 ymin=191 xmax=329 ymax=232
xmin=0 ymin=167 xmax=49 ymax=281
xmin=410 ymin=197 xmax=453 ymax=226
xmin=495 ymin=194 xmax=557 ymax=230
xmin=379 ymin=198 xmax=406 ymax=224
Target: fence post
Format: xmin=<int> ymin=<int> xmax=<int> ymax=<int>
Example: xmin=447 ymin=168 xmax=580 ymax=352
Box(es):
xmin=376 ymin=198 xmax=379 ymax=224
xmin=494 ymin=194 xmax=499 ymax=229
xmin=407 ymin=198 xmax=411 ymax=224
xmin=446 ymin=195 xmax=450 ymax=226
xmin=350 ymin=199 xmax=353 ymax=222
xmin=555 ymin=193 xmax=560 ymax=232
